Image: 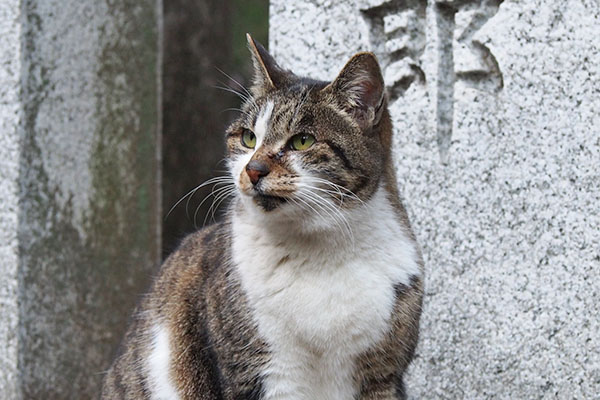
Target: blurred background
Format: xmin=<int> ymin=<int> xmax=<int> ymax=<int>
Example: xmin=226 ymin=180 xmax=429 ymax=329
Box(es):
xmin=163 ymin=0 xmax=268 ymax=257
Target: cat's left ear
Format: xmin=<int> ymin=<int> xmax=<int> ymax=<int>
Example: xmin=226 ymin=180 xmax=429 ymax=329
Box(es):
xmin=324 ymin=52 xmax=386 ymax=132
xmin=247 ymin=33 xmax=288 ymax=95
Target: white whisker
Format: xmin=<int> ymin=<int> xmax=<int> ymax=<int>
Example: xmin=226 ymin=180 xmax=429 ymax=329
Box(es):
xmin=297 ymin=183 xmax=345 ymax=205
xmin=204 ymin=186 xmax=237 ymax=227
xmin=165 ymin=176 xmax=234 ymax=221
xmin=296 ymin=188 xmax=355 ymax=245
xmin=186 ymin=178 xmax=234 ymax=218
xmin=214 ymin=85 xmax=251 ymax=103
xmin=221 ymin=107 xmax=253 ymax=118
xmin=304 ymin=176 xmax=365 ymax=205
xmin=215 ymin=67 xmax=252 ymax=99
xmin=293 ymin=195 xmax=329 ymax=229
xmin=193 ymin=184 xmax=235 ymax=228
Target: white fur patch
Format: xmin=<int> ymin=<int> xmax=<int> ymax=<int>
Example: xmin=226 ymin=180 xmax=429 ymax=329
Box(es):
xmin=232 ymin=185 xmax=420 ymax=399
xmin=253 ymin=101 xmax=274 ymax=147
xmin=147 ymin=324 xmax=181 ymax=400
xmin=230 ymin=101 xmax=277 ymax=208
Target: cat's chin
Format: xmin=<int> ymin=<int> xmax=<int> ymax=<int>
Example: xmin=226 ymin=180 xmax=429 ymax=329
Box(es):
xmin=252 ymin=193 xmax=288 ymax=212
xmin=240 ymin=191 xmax=347 ymax=235
xmin=240 ymin=195 xmax=340 ymax=235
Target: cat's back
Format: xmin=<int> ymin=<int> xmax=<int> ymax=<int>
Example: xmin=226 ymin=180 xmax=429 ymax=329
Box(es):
xmin=102 ymin=221 xmax=266 ymax=400
xmin=100 ymin=223 xmax=226 ymax=399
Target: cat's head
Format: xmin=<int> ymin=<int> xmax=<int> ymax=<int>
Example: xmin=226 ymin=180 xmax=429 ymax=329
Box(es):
xmin=227 ymin=34 xmax=392 ymax=226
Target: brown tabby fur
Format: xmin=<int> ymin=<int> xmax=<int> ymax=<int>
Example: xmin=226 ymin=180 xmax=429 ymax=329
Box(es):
xmin=101 ymin=35 xmax=423 ymax=400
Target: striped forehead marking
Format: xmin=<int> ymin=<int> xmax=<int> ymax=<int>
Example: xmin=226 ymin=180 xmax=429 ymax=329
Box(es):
xmin=253 ymin=101 xmax=274 ymax=147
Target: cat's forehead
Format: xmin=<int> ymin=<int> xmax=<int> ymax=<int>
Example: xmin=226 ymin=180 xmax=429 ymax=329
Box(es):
xmin=247 ymin=83 xmax=330 ymax=144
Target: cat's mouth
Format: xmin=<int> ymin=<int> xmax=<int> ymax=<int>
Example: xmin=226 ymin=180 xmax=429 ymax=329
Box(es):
xmin=239 ymin=181 xmax=294 ymax=212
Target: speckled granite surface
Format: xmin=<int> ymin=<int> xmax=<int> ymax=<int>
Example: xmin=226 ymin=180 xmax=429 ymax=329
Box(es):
xmin=270 ymin=0 xmax=600 ymax=397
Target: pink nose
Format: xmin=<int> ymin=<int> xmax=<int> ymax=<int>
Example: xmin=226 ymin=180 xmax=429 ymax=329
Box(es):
xmin=245 ymin=160 xmax=270 ymax=185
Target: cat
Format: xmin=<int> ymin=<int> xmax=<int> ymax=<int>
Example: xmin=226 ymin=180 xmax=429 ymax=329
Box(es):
xmin=101 ymin=34 xmax=424 ymax=400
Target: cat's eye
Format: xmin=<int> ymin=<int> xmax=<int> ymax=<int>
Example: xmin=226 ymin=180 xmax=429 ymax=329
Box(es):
xmin=290 ymin=133 xmax=316 ymax=151
xmin=241 ymin=129 xmax=256 ymax=149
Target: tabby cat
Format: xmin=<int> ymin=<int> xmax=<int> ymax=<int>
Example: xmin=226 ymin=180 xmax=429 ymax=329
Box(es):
xmin=101 ymin=34 xmax=424 ymax=400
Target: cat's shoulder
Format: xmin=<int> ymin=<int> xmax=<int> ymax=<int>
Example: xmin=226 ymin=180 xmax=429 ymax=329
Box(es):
xmin=151 ymin=221 xmax=232 ymax=304
xmin=165 ymin=221 xmax=230 ymax=268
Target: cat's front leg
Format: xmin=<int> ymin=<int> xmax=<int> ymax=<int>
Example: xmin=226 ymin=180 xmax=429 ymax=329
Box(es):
xmin=357 ymin=376 xmax=407 ymax=400
xmin=358 ymin=388 xmax=404 ymax=400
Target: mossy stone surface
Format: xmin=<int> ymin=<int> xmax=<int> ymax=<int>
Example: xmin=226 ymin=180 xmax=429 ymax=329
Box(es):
xmin=0 ymin=1 xmax=161 ymax=398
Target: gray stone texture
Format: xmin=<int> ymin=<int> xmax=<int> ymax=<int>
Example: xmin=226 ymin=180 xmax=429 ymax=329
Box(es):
xmin=0 ymin=1 xmax=23 ymax=398
xmin=0 ymin=0 xmax=161 ymax=398
xmin=271 ymin=0 xmax=600 ymax=398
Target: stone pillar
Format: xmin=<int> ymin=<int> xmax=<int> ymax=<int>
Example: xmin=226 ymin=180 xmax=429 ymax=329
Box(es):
xmin=0 ymin=1 xmax=23 ymax=397
xmin=0 ymin=1 xmax=162 ymax=398
xmin=270 ymin=0 xmax=600 ymax=397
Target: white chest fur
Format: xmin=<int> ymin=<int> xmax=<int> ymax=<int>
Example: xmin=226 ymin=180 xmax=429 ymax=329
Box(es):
xmin=232 ymin=187 xmax=420 ymax=400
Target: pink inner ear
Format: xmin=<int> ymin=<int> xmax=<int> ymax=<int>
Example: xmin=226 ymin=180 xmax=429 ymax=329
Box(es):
xmin=351 ymin=77 xmax=381 ymax=110
xmin=361 ymin=80 xmax=379 ymax=108
xmin=327 ymin=53 xmax=385 ymax=127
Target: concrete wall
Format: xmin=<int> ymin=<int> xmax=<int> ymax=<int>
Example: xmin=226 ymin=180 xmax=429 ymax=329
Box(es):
xmin=270 ymin=0 xmax=600 ymax=398
xmin=0 ymin=1 xmax=161 ymax=398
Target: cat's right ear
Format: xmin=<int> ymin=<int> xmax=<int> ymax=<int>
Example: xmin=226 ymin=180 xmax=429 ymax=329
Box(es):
xmin=323 ymin=52 xmax=386 ymax=132
xmin=247 ymin=33 xmax=288 ymax=95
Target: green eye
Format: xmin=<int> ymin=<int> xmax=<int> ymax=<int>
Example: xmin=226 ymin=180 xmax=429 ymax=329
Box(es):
xmin=290 ymin=133 xmax=316 ymax=151
xmin=241 ymin=129 xmax=256 ymax=148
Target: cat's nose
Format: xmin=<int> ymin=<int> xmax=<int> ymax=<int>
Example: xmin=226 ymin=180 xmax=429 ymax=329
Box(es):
xmin=245 ymin=160 xmax=270 ymax=185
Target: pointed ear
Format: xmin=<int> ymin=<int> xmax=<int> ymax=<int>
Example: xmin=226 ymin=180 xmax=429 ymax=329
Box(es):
xmin=324 ymin=52 xmax=386 ymax=131
xmin=246 ymin=33 xmax=288 ymax=95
